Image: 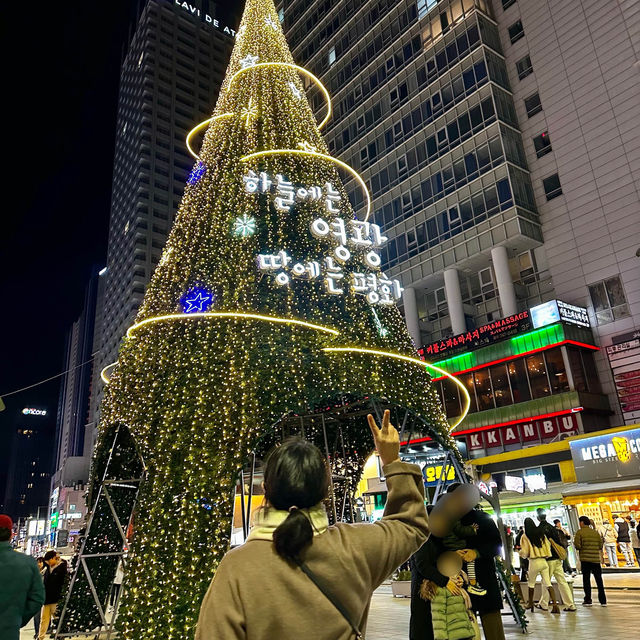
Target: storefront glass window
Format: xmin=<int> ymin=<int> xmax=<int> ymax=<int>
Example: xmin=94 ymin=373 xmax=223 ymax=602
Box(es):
xmin=473 ymin=369 xmax=493 ymax=410
xmin=544 ymin=348 xmax=569 ymax=394
xmin=459 ymin=373 xmax=478 ymax=413
xmin=507 ymin=358 xmax=531 ymax=403
xmin=489 ymin=364 xmax=512 ymax=407
xmin=542 ymin=464 xmax=561 ymax=483
xmin=526 ymin=353 xmax=550 ymax=398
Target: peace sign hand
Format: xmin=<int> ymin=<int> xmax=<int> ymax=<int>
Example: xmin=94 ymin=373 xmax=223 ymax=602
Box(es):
xmin=367 ymin=409 xmax=400 ymax=467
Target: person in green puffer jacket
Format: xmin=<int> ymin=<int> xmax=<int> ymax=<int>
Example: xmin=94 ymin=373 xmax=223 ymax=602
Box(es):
xmin=574 ymin=516 xmax=607 ymax=606
xmin=420 ymin=551 xmax=478 ymax=640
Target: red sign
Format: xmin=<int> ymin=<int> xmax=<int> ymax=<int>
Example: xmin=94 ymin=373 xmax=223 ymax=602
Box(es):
xmin=464 ymin=413 xmax=579 ymax=451
xmin=420 ymin=311 xmax=531 ymax=359
xmin=468 ymin=432 xmax=484 ymax=450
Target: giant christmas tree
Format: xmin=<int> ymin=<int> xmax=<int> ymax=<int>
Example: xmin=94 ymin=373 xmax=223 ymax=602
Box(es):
xmin=83 ymin=0 xmax=467 ymax=637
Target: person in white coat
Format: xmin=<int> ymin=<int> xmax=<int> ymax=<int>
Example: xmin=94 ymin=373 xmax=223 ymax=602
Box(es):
xmin=599 ymin=521 xmax=618 ymax=567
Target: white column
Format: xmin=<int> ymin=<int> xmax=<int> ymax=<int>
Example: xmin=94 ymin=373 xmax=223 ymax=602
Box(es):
xmin=444 ymin=268 xmax=466 ymax=335
xmin=491 ymin=245 xmax=518 ymax=317
xmin=402 ymin=286 xmax=421 ymax=348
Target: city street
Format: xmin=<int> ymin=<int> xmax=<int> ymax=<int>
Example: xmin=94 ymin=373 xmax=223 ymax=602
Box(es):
xmin=22 ymin=573 xmax=639 ymax=639
xmin=368 ymin=573 xmax=640 ymax=640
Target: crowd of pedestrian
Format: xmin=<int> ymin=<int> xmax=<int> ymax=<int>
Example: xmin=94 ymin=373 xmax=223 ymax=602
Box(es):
xmin=0 ymin=514 xmax=68 ymax=640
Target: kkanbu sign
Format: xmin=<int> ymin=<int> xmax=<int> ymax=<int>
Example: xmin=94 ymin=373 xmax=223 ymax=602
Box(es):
xmin=420 ymin=311 xmax=531 ymax=359
xmin=570 ymin=428 xmax=640 ymax=482
xmin=463 ymin=412 xmax=579 ymax=451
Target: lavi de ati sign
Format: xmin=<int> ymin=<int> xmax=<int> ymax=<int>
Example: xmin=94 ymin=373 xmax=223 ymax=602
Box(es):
xmin=174 ymin=1 xmax=237 ymax=37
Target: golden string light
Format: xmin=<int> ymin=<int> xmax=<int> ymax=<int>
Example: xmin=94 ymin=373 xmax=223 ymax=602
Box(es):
xmin=227 ymin=62 xmax=332 ymax=129
xmin=126 ymin=311 xmax=340 ymax=338
xmin=185 ymin=113 xmax=234 ymax=161
xmin=100 ymin=362 xmax=117 ymax=384
xmin=240 ymin=148 xmax=372 ymax=221
xmin=322 ymin=346 xmax=470 ymax=429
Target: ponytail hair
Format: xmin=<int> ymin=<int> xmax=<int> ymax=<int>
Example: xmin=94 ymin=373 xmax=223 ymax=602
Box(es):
xmin=263 ymin=437 xmax=329 ymax=561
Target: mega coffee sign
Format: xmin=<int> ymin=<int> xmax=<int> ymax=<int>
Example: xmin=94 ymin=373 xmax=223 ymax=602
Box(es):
xmin=570 ymin=428 xmax=640 ymax=482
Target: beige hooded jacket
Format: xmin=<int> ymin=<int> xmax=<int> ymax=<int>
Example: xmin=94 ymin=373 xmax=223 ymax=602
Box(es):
xmin=195 ymin=460 xmax=428 ymax=640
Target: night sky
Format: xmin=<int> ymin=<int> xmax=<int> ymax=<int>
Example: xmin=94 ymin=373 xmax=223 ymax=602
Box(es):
xmin=0 ymin=0 xmax=243 ymax=508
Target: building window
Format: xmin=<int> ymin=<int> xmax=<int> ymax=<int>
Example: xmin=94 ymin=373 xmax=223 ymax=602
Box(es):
xmin=417 ymin=0 xmax=438 ymax=19
xmin=507 ymin=359 xmax=532 ymax=403
xmin=328 ymin=46 xmax=336 ymax=66
xmin=533 ymin=131 xmax=552 ymax=157
xmin=508 ymin=20 xmax=524 ymax=44
xmin=526 ymin=353 xmax=549 ymax=399
xmin=517 ymin=250 xmax=536 ymax=281
xmin=473 ymin=370 xmax=493 ymax=411
xmin=544 ymin=348 xmax=570 ymax=394
xmin=278 ymin=7 xmax=284 ymax=22
xmin=502 ymin=0 xmax=517 ymax=9
xmin=542 ymin=173 xmax=562 ymax=200
xmin=524 ymin=92 xmax=542 ymax=117
xmin=489 ymin=364 xmax=512 ymax=407
xmin=588 ymin=276 xmax=630 ymax=324
xmin=516 ymin=54 xmax=533 ymax=79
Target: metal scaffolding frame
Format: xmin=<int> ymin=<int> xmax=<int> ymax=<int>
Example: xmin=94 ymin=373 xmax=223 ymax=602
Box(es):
xmin=55 ymin=425 xmax=144 ymax=639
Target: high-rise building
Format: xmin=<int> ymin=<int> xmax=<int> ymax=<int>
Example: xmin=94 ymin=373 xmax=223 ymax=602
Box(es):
xmin=3 ymin=408 xmax=53 ymax=520
xmin=91 ymin=0 xmax=235 ymax=427
xmin=52 ymin=268 xmax=102 ymax=491
xmin=283 ymin=0 xmax=639 ymax=452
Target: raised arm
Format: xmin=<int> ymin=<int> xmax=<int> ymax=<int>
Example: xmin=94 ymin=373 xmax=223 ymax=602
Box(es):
xmin=341 ymin=411 xmax=429 ymax=588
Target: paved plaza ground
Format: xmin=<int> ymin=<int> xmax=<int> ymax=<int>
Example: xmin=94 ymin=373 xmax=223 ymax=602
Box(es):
xmin=21 ymin=572 xmax=639 ymax=639
xmin=368 ymin=573 xmax=640 ymax=640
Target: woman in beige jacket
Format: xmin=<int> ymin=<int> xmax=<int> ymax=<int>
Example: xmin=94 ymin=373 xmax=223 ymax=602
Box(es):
xmin=518 ymin=517 xmax=559 ymax=613
xmin=195 ymin=411 xmax=429 ymax=639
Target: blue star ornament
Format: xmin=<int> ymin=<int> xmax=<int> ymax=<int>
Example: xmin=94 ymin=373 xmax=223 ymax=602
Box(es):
xmin=182 ymin=288 xmax=214 ymax=314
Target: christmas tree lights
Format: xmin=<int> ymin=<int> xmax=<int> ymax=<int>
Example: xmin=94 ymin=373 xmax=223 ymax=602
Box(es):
xmin=83 ymin=1 xmax=464 ymax=638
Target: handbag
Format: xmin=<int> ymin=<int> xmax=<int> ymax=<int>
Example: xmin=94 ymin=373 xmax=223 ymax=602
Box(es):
xmin=296 ymin=559 xmax=364 ymax=639
xmin=550 ymin=538 xmax=567 ymax=560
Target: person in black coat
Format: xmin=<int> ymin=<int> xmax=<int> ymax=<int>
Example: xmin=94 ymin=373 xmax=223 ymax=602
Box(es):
xmin=38 ymin=551 xmax=68 ymax=640
xmin=454 ymin=508 xmax=505 ymax=640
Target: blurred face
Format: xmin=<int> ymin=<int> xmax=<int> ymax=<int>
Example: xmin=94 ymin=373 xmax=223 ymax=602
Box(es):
xmin=436 ymin=551 xmax=463 ymax=578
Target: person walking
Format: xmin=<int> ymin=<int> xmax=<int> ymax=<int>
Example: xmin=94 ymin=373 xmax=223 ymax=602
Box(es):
xmin=536 ymin=510 xmax=575 ymax=611
xmin=599 ymin=520 xmax=618 ymax=567
xmin=514 ymin=525 xmax=528 ymax=582
xmin=38 ymin=550 xmax=68 ymax=640
xmin=614 ymin=515 xmax=634 ymax=566
xmin=518 ymin=517 xmax=560 ymax=613
xmin=553 ymin=519 xmax=575 ymax=575
xmin=629 ymin=520 xmax=640 ymax=565
xmin=196 ymin=411 xmax=431 ymax=639
xmin=0 ymin=514 xmax=45 ymax=640
xmin=574 ymin=515 xmax=607 ymax=606
xmin=32 ymin=558 xmax=46 ymax=639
